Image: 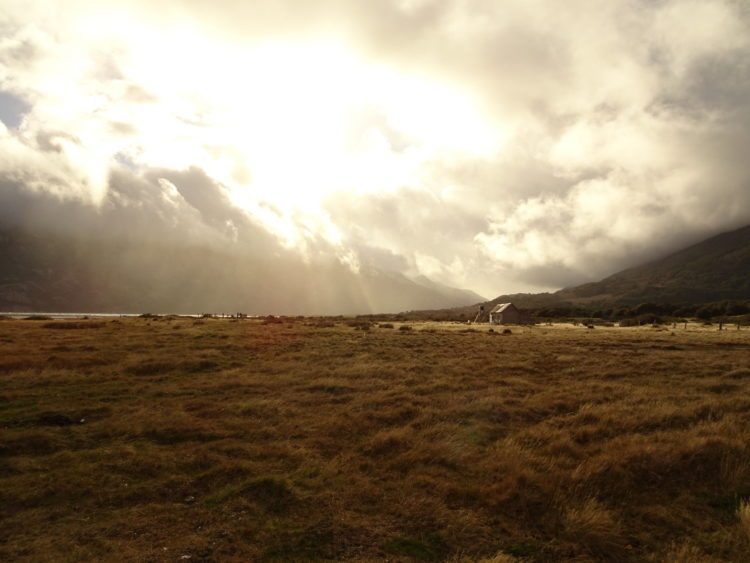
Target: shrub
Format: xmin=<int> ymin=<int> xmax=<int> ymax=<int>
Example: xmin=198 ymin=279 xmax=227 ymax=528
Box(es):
xmin=382 ymin=535 xmax=447 ymax=561
xmin=42 ymin=322 xmax=105 ymax=330
xmin=696 ymin=305 xmax=719 ymax=320
xmin=186 ymin=360 xmax=219 ymax=373
xmin=35 ymin=412 xmax=79 ymax=427
xmin=125 ymin=361 xmax=175 ymax=376
xmin=725 ymin=368 xmax=750 ymax=379
xmin=238 ymin=477 xmax=296 ymax=513
xmin=479 ymin=554 xmax=520 ymax=563
xmin=398 ymin=325 xmax=413 ymax=332
xmin=636 ymin=314 xmax=664 ymax=325
xmin=661 ymin=543 xmax=713 ymax=562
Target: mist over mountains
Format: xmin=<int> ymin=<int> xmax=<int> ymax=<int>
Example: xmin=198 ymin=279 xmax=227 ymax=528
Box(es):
xmin=2 ymin=161 xmax=748 ymax=315
xmin=0 ymin=166 xmax=487 ymax=314
xmin=0 ymin=228 xmax=486 ymax=315
xmin=555 ymin=224 xmax=750 ymax=305
xmin=6 ymin=222 xmax=750 ymax=316
xmin=432 ymin=224 xmax=750 ymax=320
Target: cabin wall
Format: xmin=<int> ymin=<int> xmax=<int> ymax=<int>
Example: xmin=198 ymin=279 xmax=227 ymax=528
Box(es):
xmin=503 ymin=309 xmax=521 ymax=324
xmin=490 ymin=308 xmax=521 ymax=324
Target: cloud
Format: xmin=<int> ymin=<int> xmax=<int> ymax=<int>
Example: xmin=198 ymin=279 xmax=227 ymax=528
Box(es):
xmin=0 ymin=0 xmax=749 ymax=299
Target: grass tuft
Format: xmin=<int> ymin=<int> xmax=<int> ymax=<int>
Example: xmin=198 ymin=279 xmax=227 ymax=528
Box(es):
xmin=42 ymin=321 xmax=105 ymax=329
xmin=725 ymin=367 xmax=750 ymax=379
xmin=738 ymin=499 xmax=750 ymax=540
xmin=562 ymin=498 xmax=626 ymax=558
xmin=382 ymin=534 xmax=447 ymax=561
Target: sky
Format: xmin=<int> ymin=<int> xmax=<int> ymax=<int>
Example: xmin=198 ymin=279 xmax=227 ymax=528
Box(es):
xmin=1 ymin=0 xmax=750 ymax=299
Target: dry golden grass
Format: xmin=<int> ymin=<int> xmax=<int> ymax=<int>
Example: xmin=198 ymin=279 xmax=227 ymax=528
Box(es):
xmin=2 ymin=318 xmax=750 ymax=561
xmin=738 ymin=500 xmax=750 ymax=541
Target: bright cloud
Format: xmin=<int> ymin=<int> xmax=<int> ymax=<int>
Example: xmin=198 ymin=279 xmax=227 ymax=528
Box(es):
xmin=0 ymin=5 xmax=503 ymax=248
xmin=1 ymin=0 xmax=750 ymax=297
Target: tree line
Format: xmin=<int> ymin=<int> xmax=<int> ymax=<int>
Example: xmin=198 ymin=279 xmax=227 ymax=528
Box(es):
xmin=533 ymin=300 xmax=750 ymax=324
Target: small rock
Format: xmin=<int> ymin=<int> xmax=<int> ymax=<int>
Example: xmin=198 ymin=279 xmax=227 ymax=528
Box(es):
xmin=184 ymin=496 xmax=195 ymax=504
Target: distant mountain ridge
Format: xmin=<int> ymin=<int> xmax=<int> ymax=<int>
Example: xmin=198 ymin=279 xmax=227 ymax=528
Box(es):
xmin=0 ymin=229 xmax=484 ymax=315
xmin=409 ymin=275 xmax=486 ymax=306
xmin=557 ymin=224 xmax=750 ymax=304
xmin=412 ymin=224 xmax=750 ymax=319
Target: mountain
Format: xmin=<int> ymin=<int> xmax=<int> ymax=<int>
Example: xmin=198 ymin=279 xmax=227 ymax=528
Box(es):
xmin=410 ymin=224 xmax=750 ymax=319
xmin=5 ymin=224 xmax=748 ymax=316
xmin=409 ymin=275 xmax=486 ymax=305
xmin=556 ymin=224 xmax=750 ymax=304
xmin=0 ymin=229 xmax=482 ymax=315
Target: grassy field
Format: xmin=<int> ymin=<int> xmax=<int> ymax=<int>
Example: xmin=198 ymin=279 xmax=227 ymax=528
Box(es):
xmin=2 ymin=317 xmax=750 ymax=562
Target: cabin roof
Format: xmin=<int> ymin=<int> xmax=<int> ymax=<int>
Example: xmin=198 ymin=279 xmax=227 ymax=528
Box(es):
xmin=490 ymin=303 xmax=515 ymax=314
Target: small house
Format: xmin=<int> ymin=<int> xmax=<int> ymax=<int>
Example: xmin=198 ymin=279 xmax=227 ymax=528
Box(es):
xmin=489 ymin=303 xmax=522 ymax=324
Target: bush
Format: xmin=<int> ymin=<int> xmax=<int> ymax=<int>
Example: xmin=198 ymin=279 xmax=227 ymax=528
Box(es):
xmin=696 ymin=305 xmax=719 ymax=320
xmin=43 ymin=322 xmax=105 ymax=330
xmin=636 ymin=314 xmax=664 ymax=325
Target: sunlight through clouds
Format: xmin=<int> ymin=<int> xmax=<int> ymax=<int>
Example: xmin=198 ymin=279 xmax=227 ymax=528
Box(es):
xmin=1 ymin=0 xmax=750 ymax=297
xmin=1 ymin=7 xmax=505 ymax=250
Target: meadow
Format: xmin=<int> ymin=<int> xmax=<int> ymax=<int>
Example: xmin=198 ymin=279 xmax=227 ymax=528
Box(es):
xmin=2 ymin=317 xmax=750 ymax=562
